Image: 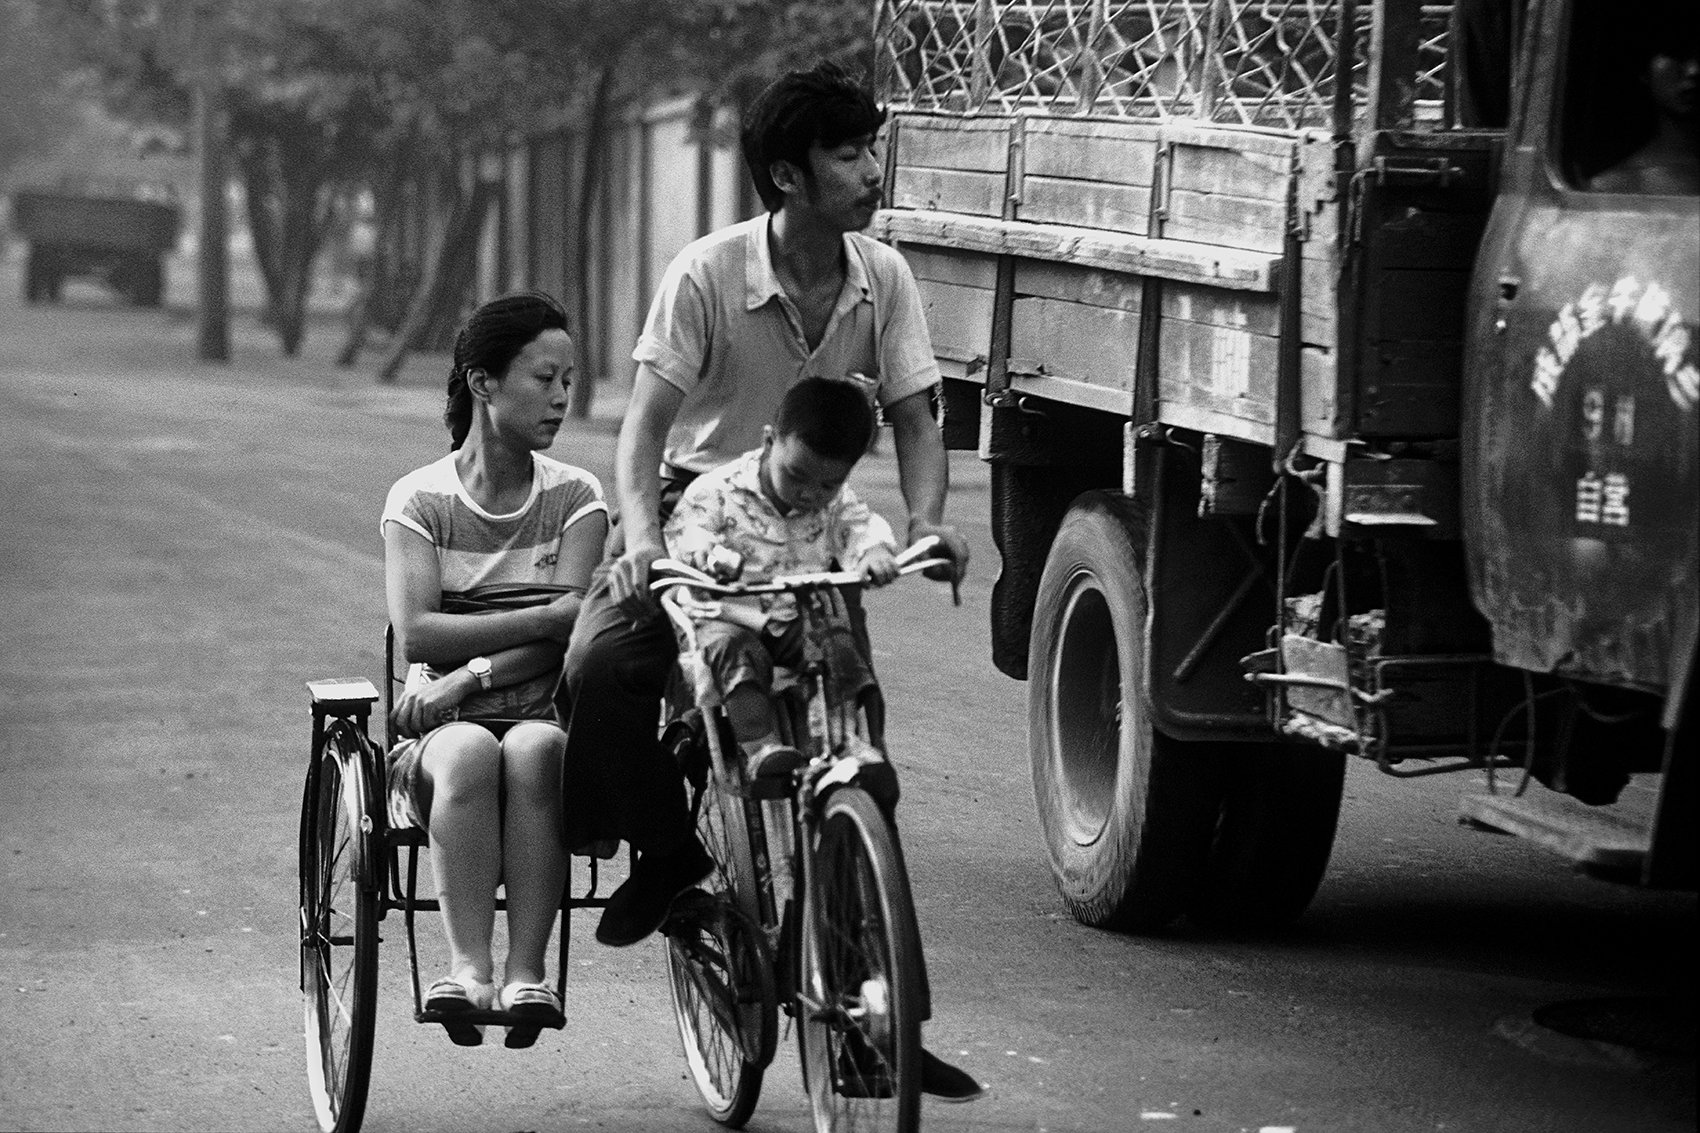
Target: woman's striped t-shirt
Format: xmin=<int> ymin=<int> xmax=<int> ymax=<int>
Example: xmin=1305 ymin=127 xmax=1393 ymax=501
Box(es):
xmin=381 ymin=451 xmax=605 ymax=599
xmin=381 ymin=451 xmax=605 ymax=720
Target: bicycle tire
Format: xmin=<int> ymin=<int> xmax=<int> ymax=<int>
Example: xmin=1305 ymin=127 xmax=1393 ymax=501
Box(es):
xmin=301 ymin=719 xmax=379 ymax=1133
xmin=799 ymin=785 xmax=923 ymax=1133
xmin=666 ymin=891 xmax=778 ymax=1127
xmin=666 ymin=716 xmax=775 ymax=1125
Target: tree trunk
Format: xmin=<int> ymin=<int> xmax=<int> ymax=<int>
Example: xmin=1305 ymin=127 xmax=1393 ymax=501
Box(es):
xmin=566 ymin=62 xmax=615 ymax=419
xmin=374 ymin=177 xmax=498 ymax=383
xmin=337 ymin=164 xmax=407 ymax=367
xmin=235 ymin=123 xmax=343 ymax=357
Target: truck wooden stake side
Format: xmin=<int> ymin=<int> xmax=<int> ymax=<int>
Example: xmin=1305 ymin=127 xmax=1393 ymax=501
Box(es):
xmin=872 ymin=0 xmax=1697 ymax=928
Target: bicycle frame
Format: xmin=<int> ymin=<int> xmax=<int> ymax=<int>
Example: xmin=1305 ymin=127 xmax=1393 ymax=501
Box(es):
xmin=656 ymin=539 xmax=949 ymax=992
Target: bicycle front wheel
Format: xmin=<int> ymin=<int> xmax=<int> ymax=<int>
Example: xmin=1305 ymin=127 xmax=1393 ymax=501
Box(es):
xmin=800 ymin=785 xmax=923 ymax=1133
xmin=300 ymin=719 xmax=379 ymax=1133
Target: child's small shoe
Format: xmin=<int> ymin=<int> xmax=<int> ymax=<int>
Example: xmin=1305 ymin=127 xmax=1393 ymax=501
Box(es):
xmin=425 ymin=975 xmax=494 ymax=1047
xmin=499 ymin=981 xmax=564 ymax=1049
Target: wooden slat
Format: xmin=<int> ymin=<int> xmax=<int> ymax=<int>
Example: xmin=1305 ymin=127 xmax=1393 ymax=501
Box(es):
xmin=1299 ymin=343 xmax=1342 ymax=437
xmin=895 ymin=116 xmax=1009 ymax=173
xmin=1022 ymin=117 xmax=1160 ymax=185
xmin=1300 ymin=246 xmax=1343 ymax=326
xmin=892 ymin=167 xmax=1006 ymax=217
xmin=1163 ymin=189 xmax=1285 ymax=254
xmin=1459 ymin=791 xmax=1650 ymax=872
xmin=1019 ymin=176 xmax=1151 ymax=236
xmin=1155 ymin=400 xmax=1275 ymax=448
xmin=1160 ymin=121 xmax=1301 ymax=159
xmin=1156 ymin=316 xmax=1279 ymax=425
xmin=1168 ymin=141 xmax=1291 ymax=202
xmin=1009 ymin=371 xmax=1133 ymax=415
xmin=917 ymin=277 xmax=995 ymax=364
xmin=873 ymin=209 xmax=1279 ymax=292
xmin=1014 ymin=260 xmax=1145 ymax=312
xmin=902 ymin=245 xmax=999 ymax=290
xmin=1162 ymin=282 xmax=1279 ymax=336
xmin=1010 ymin=295 xmax=1141 ymax=392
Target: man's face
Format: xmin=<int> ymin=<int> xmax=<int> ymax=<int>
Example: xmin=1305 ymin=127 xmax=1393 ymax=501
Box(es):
xmin=785 ymin=134 xmax=883 ymax=232
xmin=1647 ymin=51 xmax=1699 ymax=122
xmin=763 ymin=432 xmax=856 ymax=513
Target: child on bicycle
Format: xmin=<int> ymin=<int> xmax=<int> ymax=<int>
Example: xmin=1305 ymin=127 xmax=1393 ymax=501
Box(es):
xmin=662 ymin=375 xmax=987 ymax=1103
xmin=663 ymin=376 xmax=898 ymax=781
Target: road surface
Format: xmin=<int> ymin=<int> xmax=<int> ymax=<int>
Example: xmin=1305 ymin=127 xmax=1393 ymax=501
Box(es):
xmin=0 ymin=271 xmax=1693 ymax=1132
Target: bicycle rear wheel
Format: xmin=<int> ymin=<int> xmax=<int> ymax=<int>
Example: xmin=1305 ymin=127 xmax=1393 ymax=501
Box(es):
xmin=665 ymin=715 xmax=776 ymax=1126
xmin=800 ymin=785 xmax=923 ymax=1133
xmin=301 ymin=719 xmax=379 ymax=1133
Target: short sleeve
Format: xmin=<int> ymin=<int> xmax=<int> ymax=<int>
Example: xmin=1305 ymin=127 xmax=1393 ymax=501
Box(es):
xmin=380 ymin=474 xmax=434 ymax=543
xmin=663 ymin=476 xmax=726 ymax=557
xmin=633 ymin=262 xmax=712 ymax=394
xmin=559 ymin=470 xmax=607 ymax=533
xmin=871 ymin=246 xmax=942 ymax=408
xmin=829 ymin=486 xmax=897 ymax=564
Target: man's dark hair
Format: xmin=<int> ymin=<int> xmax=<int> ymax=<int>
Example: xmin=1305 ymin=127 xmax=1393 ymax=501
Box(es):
xmin=775 ymin=377 xmax=877 ymax=463
xmin=741 ymin=61 xmax=887 ymax=213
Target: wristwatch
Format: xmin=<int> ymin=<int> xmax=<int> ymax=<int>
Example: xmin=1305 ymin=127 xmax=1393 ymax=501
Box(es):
xmin=467 ymin=656 xmax=493 ymax=691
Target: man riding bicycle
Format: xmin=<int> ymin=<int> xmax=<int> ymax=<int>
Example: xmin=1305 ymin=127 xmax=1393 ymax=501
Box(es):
xmin=553 ymin=60 xmax=980 ymax=1101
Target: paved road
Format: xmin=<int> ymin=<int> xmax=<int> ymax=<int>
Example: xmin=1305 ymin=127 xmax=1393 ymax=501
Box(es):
xmin=0 ymin=277 xmax=1693 ymax=1133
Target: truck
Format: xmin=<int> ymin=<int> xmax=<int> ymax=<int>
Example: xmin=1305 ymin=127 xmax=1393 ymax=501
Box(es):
xmin=871 ymin=0 xmax=1697 ymax=930
xmin=12 ymin=183 xmax=180 ymax=307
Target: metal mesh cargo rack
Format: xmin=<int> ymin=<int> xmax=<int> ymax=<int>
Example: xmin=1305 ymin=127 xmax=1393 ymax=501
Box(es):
xmin=876 ymin=0 xmax=1455 ymax=130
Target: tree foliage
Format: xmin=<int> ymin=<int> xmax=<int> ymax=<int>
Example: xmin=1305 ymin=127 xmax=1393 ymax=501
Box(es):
xmin=0 ymin=0 xmax=93 ymax=187
xmin=34 ymin=0 xmax=876 ymax=359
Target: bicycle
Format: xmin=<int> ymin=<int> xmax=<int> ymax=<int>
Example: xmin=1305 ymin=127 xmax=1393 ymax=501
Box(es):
xmin=653 ymin=538 xmax=953 ymax=1133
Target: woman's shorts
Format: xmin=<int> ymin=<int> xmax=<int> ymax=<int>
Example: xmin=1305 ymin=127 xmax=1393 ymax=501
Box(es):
xmin=384 ymin=718 xmax=546 ymax=833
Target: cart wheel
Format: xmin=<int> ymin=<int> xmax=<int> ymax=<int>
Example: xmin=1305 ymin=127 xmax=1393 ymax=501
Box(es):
xmin=300 ymin=718 xmax=379 ymax=1133
xmin=665 ymin=715 xmax=773 ymax=1126
xmin=799 ymin=786 xmax=922 ymax=1133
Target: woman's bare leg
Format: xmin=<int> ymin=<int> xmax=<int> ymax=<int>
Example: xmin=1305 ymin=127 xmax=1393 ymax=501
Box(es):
xmin=499 ymin=721 xmax=569 ymax=984
xmin=419 ymin=724 xmax=503 ymax=986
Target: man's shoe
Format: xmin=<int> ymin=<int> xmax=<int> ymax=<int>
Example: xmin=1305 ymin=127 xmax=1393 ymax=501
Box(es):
xmin=834 ymin=1032 xmax=893 ymax=1099
xmin=595 ymin=837 xmax=715 ymax=947
xmin=920 ymin=1048 xmax=985 ymax=1102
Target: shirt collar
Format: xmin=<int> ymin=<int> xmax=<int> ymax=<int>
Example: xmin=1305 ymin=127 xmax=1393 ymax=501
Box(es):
xmin=728 ymin=447 xmax=767 ymax=496
xmin=745 ymin=216 xmax=873 ymax=312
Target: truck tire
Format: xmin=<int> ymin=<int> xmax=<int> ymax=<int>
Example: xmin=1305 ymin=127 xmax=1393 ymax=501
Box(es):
xmin=1028 ymin=491 xmax=1226 ymax=930
xmin=24 ymin=247 xmax=56 ymax=304
xmin=1188 ymin=744 xmax=1345 ymax=930
xmin=115 ymin=255 xmax=164 ymax=307
xmin=133 ymin=257 xmax=164 ymax=307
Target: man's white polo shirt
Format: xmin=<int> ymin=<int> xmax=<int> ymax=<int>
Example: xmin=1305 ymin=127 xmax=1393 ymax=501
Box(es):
xmin=634 ymin=214 xmax=941 ymax=475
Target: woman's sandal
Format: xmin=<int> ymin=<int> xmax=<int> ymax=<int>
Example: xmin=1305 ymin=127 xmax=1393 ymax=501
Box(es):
xmin=499 ymin=981 xmax=565 ymax=1050
xmin=425 ymin=975 xmax=494 ymax=1047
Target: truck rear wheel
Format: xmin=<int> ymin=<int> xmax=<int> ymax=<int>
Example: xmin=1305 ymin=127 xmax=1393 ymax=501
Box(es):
xmin=23 ymin=247 xmax=58 ymax=304
xmin=1028 ymin=492 xmax=1225 ymax=930
xmin=1189 ymin=744 xmax=1344 ymax=929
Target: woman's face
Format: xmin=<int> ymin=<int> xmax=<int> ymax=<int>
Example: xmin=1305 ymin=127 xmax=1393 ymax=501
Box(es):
xmin=485 ymin=328 xmax=573 ymax=449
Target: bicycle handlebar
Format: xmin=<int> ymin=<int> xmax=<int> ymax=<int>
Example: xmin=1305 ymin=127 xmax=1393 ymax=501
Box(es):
xmin=650 ymin=536 xmax=952 ymax=599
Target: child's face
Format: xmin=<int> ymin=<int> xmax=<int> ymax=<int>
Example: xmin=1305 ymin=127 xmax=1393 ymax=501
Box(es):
xmin=763 ymin=432 xmax=856 ymax=512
